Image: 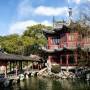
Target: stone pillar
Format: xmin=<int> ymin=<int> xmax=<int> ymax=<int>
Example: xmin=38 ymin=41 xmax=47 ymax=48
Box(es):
xmin=47 ymin=56 xmax=52 ymax=74
xmin=26 ymin=61 xmax=29 ymax=79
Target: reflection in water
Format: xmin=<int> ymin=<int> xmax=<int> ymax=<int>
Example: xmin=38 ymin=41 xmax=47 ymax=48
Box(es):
xmin=5 ymin=77 xmax=90 ymax=90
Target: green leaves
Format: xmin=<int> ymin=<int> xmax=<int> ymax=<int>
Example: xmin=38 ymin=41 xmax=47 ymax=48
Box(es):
xmin=0 ymin=24 xmax=52 ymax=56
xmin=23 ymin=24 xmax=51 ymax=55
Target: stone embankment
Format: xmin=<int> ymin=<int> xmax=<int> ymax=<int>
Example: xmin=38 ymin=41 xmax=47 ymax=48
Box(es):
xmin=37 ymin=68 xmax=75 ymax=79
xmin=37 ymin=67 xmax=90 ymax=80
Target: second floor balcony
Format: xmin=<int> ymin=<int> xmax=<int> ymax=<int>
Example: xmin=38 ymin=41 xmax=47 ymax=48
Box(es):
xmin=44 ymin=41 xmax=85 ymax=50
xmin=48 ymin=42 xmax=78 ymax=49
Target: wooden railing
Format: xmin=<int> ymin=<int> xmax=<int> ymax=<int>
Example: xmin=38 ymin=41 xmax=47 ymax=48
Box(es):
xmin=47 ymin=42 xmax=78 ymax=49
xmin=45 ymin=41 xmax=90 ymax=50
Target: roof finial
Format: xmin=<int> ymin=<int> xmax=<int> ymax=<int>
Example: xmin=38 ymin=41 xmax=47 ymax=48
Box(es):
xmin=67 ymin=0 xmax=72 ymax=25
xmin=69 ymin=7 xmax=72 ymax=23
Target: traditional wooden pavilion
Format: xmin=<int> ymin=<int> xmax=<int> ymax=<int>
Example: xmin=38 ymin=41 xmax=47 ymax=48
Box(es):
xmin=0 ymin=50 xmax=43 ymax=78
xmin=42 ymin=23 xmax=90 ymax=73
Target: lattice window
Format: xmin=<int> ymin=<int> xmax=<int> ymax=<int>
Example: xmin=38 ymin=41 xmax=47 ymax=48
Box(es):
xmin=52 ymin=36 xmax=60 ymax=45
xmin=68 ymin=34 xmax=75 ymax=41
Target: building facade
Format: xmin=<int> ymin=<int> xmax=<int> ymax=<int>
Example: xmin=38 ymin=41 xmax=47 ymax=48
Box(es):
xmin=42 ymin=23 xmax=90 ymax=73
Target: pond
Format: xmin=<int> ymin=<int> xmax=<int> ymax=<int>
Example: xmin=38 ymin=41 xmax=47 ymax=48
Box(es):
xmin=2 ymin=77 xmax=90 ymax=90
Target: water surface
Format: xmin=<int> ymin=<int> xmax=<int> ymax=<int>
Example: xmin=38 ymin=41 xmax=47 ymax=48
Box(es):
xmin=6 ymin=77 xmax=90 ymax=90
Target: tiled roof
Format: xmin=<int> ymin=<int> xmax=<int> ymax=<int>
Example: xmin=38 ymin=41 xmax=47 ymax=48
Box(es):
xmin=0 ymin=52 xmax=41 ymax=62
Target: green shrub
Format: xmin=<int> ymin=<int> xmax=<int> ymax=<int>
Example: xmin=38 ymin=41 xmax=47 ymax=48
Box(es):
xmin=51 ymin=64 xmax=61 ymax=73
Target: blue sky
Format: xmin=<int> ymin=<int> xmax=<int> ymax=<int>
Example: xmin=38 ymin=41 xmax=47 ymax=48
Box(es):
xmin=0 ymin=0 xmax=89 ymax=35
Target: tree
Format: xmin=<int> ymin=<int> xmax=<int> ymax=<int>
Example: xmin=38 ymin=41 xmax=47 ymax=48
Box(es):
xmin=23 ymin=24 xmax=52 ymax=55
xmin=0 ymin=34 xmax=17 ymax=53
xmin=79 ymin=1 xmax=90 ymax=25
xmin=0 ymin=24 xmax=52 ymax=56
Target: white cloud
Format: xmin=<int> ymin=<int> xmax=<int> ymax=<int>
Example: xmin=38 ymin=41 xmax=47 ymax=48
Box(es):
xmin=17 ymin=0 xmax=68 ymax=17
xmin=84 ymin=0 xmax=88 ymax=1
xmin=40 ymin=20 xmax=52 ymax=26
xmin=9 ymin=20 xmax=51 ymax=35
xmin=73 ymin=0 xmax=81 ymax=4
xmin=34 ymin=6 xmax=68 ymax=16
xmin=68 ymin=0 xmax=81 ymax=4
xmin=17 ymin=0 xmax=33 ymax=18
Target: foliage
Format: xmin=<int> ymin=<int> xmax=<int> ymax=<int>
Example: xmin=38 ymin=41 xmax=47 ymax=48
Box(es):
xmin=0 ymin=24 xmax=52 ymax=56
xmin=23 ymin=24 xmax=52 ymax=55
xmin=0 ymin=23 xmax=90 ymax=67
xmin=51 ymin=64 xmax=61 ymax=73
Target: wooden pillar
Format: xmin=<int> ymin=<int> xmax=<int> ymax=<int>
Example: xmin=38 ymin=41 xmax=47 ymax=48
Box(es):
xmin=27 ymin=61 xmax=28 ymax=71
xmin=60 ymin=56 xmax=62 ymax=65
xmin=15 ymin=66 xmax=18 ymax=77
xmin=10 ymin=61 xmax=12 ymax=72
xmin=47 ymin=56 xmax=52 ymax=74
xmin=38 ymin=62 xmax=40 ymax=70
xmin=19 ymin=61 xmax=22 ymax=71
xmin=66 ymin=33 xmax=68 ymax=47
xmin=66 ymin=54 xmax=69 ymax=72
xmin=15 ymin=61 xmax=18 ymax=77
xmin=75 ymin=54 xmax=77 ymax=65
xmin=66 ymin=54 xmax=69 ymax=66
xmin=19 ymin=61 xmax=20 ymax=70
xmin=21 ymin=61 xmax=22 ymax=70
xmin=48 ymin=37 xmax=51 ymax=49
xmin=27 ymin=61 xmax=28 ymax=67
xmin=5 ymin=65 xmax=7 ymax=78
xmin=13 ymin=62 xmax=14 ymax=71
xmin=32 ymin=62 xmax=33 ymax=70
xmin=48 ymin=56 xmax=51 ymax=63
xmin=16 ymin=61 xmax=17 ymax=66
xmin=74 ymin=49 xmax=77 ymax=65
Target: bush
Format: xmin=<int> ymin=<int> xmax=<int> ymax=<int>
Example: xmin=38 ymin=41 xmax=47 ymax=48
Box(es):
xmin=51 ymin=64 xmax=61 ymax=73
